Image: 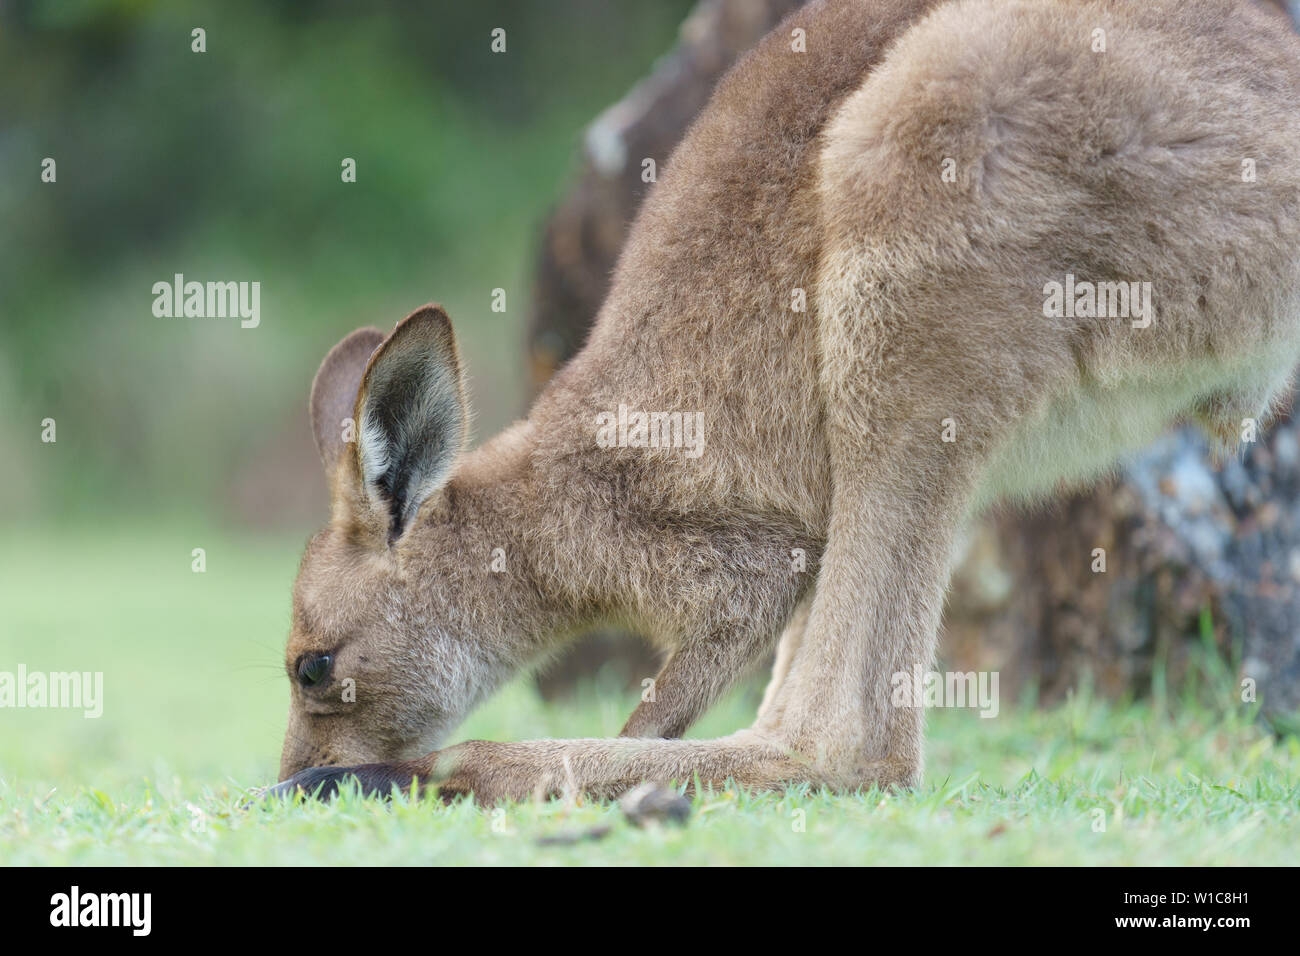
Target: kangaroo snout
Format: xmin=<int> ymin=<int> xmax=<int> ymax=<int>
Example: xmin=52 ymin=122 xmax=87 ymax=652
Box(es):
xmin=271 ymin=762 xmax=424 ymax=801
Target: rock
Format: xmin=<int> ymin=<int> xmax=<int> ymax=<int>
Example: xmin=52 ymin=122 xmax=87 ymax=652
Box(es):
xmin=620 ymin=782 xmax=691 ymax=827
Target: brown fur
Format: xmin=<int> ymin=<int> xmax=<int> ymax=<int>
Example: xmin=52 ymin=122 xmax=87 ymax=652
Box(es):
xmin=277 ymin=0 xmax=1300 ymax=803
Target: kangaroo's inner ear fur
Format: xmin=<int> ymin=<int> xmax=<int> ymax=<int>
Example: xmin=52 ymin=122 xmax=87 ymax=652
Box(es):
xmin=355 ymin=304 xmax=468 ymax=541
xmin=310 ymin=327 xmax=386 ymax=479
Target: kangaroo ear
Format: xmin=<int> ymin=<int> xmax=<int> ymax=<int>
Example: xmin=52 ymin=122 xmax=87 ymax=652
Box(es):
xmin=355 ymin=304 xmax=468 ymax=541
xmin=310 ymin=326 xmax=386 ymax=478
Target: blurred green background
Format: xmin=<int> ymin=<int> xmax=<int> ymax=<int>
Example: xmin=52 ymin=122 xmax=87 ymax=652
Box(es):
xmin=4 ymin=2 xmax=1299 ymax=865
xmin=0 ymin=0 xmax=693 ymax=529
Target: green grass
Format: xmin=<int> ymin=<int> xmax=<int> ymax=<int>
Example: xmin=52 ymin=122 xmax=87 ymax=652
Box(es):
xmin=2 ymin=525 xmax=1298 ymax=865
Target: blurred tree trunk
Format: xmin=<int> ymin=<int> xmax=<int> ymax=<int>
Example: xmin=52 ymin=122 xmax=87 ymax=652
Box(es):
xmin=525 ymin=0 xmax=807 ymax=390
xmin=527 ymin=0 xmax=1300 ymax=718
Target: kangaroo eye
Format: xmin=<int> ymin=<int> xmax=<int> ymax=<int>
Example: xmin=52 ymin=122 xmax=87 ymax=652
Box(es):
xmin=297 ymin=654 xmax=332 ymax=687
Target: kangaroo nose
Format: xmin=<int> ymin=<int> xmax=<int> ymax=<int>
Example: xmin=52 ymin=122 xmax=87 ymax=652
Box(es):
xmin=265 ymin=766 xmax=344 ymax=800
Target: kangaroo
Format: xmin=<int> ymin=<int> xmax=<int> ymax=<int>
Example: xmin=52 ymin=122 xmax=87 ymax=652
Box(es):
xmin=274 ymin=0 xmax=1300 ymax=804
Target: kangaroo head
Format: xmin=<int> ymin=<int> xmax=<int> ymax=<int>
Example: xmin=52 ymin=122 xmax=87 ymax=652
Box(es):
xmin=279 ymin=305 xmax=528 ymax=782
